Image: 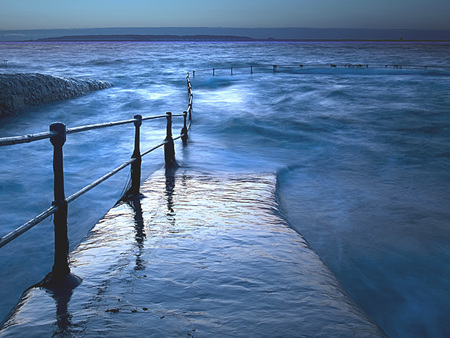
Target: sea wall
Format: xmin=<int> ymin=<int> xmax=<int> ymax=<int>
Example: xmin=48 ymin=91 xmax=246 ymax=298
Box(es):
xmin=0 ymin=73 xmax=113 ymax=117
xmin=0 ymin=171 xmax=386 ymax=336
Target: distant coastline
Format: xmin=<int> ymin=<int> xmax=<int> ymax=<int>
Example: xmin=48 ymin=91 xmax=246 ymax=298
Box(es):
xmin=1 ymin=27 xmax=450 ymax=42
xmin=34 ymin=34 xmax=260 ymax=42
xmin=22 ymin=34 xmax=450 ymax=43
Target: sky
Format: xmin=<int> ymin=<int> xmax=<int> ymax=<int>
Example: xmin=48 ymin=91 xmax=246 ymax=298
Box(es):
xmin=1 ymin=0 xmax=450 ymax=31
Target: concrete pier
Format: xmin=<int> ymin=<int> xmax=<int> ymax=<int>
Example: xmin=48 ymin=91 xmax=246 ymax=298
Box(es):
xmin=1 ymin=170 xmax=385 ymax=337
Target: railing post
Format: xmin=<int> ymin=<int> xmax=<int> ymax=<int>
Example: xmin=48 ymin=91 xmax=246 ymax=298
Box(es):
xmin=50 ymin=122 xmax=70 ymax=278
xmin=251 ymin=66 xmax=253 ymax=74
xmin=188 ymin=94 xmax=193 ymax=121
xmin=130 ymin=114 xmax=142 ymax=196
xmin=181 ymin=111 xmax=188 ymax=145
xmin=164 ymin=112 xmax=177 ymax=168
xmin=273 ymin=65 xmax=277 ymax=72
xmin=213 ymin=68 xmax=215 ymax=76
xmin=231 ymin=67 xmax=233 ymax=75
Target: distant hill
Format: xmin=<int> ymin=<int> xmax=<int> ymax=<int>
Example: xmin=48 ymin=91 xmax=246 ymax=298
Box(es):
xmin=34 ymin=34 xmax=258 ymax=42
xmin=1 ymin=27 xmax=450 ymax=42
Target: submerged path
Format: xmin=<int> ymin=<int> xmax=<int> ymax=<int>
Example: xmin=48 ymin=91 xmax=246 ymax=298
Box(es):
xmin=1 ymin=170 xmax=385 ymax=337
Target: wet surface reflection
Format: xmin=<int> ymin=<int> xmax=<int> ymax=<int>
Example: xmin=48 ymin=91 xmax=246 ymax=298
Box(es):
xmin=1 ymin=170 xmax=385 ymax=337
xmin=165 ymin=168 xmax=176 ymax=222
xmin=126 ymin=195 xmax=146 ymax=271
xmin=45 ymin=274 xmax=82 ymax=335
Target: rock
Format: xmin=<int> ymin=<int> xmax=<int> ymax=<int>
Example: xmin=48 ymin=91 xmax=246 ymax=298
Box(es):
xmin=0 ymin=73 xmax=114 ymax=117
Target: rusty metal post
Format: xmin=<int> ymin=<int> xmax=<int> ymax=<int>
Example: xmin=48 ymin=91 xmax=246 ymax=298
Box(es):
xmin=181 ymin=111 xmax=188 ymax=145
xmin=50 ymin=122 xmax=70 ymax=278
xmin=164 ymin=112 xmax=177 ymax=167
xmin=130 ymin=114 xmax=142 ymax=196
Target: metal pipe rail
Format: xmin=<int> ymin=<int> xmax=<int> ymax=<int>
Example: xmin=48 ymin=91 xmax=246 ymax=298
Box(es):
xmin=0 ymin=115 xmax=173 ymax=147
xmin=190 ymin=63 xmax=450 ymax=77
xmin=67 ymin=117 xmax=141 ymax=135
xmin=0 ymin=205 xmax=58 ymax=249
xmin=0 ymin=114 xmax=172 ymax=247
xmin=66 ymin=157 xmax=136 ymax=205
xmin=0 ymin=76 xmax=194 ymax=282
xmin=0 ymin=130 xmax=58 ymax=146
xmin=186 ymin=73 xmax=193 ymax=123
xmin=141 ymin=140 xmax=166 ymax=157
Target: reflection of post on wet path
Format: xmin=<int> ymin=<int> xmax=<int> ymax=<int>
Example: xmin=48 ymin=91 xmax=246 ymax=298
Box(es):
xmin=52 ymin=285 xmax=73 ymax=333
xmin=165 ymin=168 xmax=177 ymax=230
xmin=126 ymin=196 xmax=146 ymax=271
xmin=125 ymin=168 xmax=178 ymax=270
xmin=127 ymin=196 xmax=145 ymax=244
xmin=38 ymin=274 xmax=81 ymax=335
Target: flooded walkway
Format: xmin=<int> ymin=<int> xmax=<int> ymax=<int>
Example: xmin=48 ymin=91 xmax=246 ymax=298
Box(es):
xmin=1 ymin=170 xmax=384 ymax=337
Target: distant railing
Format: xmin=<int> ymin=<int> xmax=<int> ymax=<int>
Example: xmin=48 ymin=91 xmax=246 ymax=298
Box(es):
xmin=191 ymin=63 xmax=450 ymax=76
xmin=0 ymin=73 xmax=194 ymax=282
xmin=1 ymin=60 xmax=7 ymax=68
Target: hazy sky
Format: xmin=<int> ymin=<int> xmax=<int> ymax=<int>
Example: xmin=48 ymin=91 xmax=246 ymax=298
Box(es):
xmin=1 ymin=0 xmax=450 ymax=31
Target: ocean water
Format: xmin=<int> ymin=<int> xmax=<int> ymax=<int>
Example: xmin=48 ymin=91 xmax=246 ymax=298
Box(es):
xmin=0 ymin=41 xmax=449 ymax=337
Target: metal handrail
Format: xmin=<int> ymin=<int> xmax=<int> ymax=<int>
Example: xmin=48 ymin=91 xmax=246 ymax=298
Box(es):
xmin=0 ymin=73 xmax=194 ymax=271
xmin=0 ymin=79 xmax=195 ymax=148
xmin=0 ymin=130 xmax=57 ymax=146
xmin=66 ymin=139 xmax=170 ymax=204
xmin=66 ymin=158 xmax=136 ymax=204
xmin=0 ymin=205 xmax=57 ymax=248
xmin=189 ymin=63 xmax=450 ymax=77
xmin=141 ymin=140 xmax=166 ymax=157
xmin=0 ymin=116 xmax=168 ymax=147
xmin=0 ymin=117 xmax=165 ymax=249
xmin=66 ymin=118 xmax=139 ymax=135
xmin=0 ymin=113 xmax=183 ymax=248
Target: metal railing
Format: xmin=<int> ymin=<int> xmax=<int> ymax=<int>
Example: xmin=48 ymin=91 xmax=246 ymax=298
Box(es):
xmin=0 ymin=73 xmax=194 ymax=282
xmin=190 ymin=63 xmax=449 ymax=77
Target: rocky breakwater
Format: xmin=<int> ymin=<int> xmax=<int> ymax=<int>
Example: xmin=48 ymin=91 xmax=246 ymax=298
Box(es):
xmin=0 ymin=73 xmax=113 ymax=117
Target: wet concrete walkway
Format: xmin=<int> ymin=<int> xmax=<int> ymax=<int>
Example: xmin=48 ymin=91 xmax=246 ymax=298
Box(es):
xmin=1 ymin=170 xmax=385 ymax=337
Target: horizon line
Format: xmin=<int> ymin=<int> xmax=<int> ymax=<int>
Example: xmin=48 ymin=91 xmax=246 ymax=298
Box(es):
xmin=2 ymin=26 xmax=450 ymax=32
xmin=2 ymin=27 xmax=449 ymax=43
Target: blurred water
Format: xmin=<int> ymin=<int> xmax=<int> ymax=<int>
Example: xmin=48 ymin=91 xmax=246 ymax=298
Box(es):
xmin=0 ymin=41 xmax=449 ymax=336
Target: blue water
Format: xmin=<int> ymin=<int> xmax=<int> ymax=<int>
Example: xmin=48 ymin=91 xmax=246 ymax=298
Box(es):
xmin=0 ymin=41 xmax=449 ymax=337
